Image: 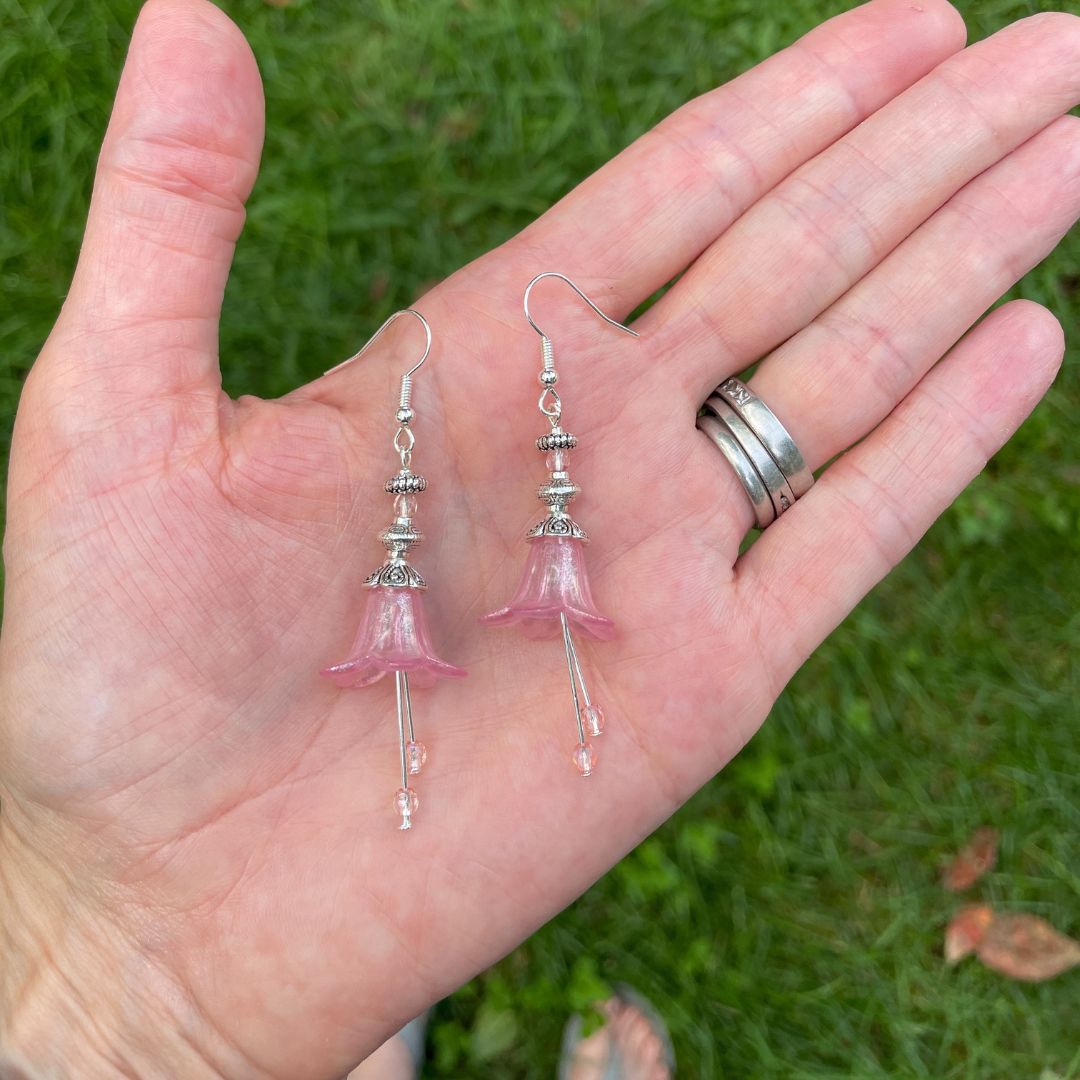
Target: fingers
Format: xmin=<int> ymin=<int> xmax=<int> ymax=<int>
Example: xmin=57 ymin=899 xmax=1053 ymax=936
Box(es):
xmin=492 ymin=0 xmax=966 ymax=316
xmin=37 ymin=0 xmax=263 ymax=416
xmin=737 ymin=299 xmax=1065 ymax=689
xmin=647 ymin=11 xmax=1080 ymax=399
xmin=749 ymin=114 xmax=1080 ymax=466
xmin=686 ymin=112 xmax=1080 ymax=550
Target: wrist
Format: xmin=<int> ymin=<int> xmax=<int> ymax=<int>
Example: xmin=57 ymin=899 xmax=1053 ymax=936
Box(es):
xmin=0 ymin=807 xmax=226 ymax=1080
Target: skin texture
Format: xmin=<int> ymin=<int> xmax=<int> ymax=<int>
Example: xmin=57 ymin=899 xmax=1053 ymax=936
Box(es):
xmin=1 ymin=0 xmax=1079 ymax=1076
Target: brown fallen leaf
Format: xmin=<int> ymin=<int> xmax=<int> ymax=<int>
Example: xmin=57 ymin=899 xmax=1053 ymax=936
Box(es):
xmin=945 ymin=904 xmax=995 ymax=964
xmin=977 ymin=913 xmax=1080 ymax=982
xmin=942 ymin=827 xmax=999 ymax=891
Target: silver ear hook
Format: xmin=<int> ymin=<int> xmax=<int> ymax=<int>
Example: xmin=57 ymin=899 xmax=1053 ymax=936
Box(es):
xmin=522 ymin=272 xmax=639 ymax=342
xmin=523 ymin=273 xmax=638 ymax=426
xmin=324 ymin=309 xmax=432 ymax=414
xmin=325 ymin=308 xmax=432 ymax=469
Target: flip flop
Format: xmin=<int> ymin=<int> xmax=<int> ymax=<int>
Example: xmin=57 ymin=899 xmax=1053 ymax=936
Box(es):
xmin=558 ymin=984 xmax=676 ymax=1079
xmin=395 ymin=1011 xmax=430 ymax=1075
xmin=344 ymin=1010 xmax=430 ymax=1080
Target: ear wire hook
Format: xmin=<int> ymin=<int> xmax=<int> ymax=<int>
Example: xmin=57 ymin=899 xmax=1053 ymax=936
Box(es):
xmin=523 ymin=273 xmax=638 ymax=426
xmin=523 ymin=272 xmax=640 ymax=343
xmin=324 ymin=308 xmax=432 ymax=412
xmin=325 ymin=308 xmax=432 ymax=468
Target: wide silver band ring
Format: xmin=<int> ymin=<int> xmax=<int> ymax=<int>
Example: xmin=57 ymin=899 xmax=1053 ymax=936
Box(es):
xmin=704 ymin=396 xmax=797 ymax=520
xmin=712 ymin=377 xmax=813 ymax=497
xmin=697 ymin=412 xmax=775 ymax=529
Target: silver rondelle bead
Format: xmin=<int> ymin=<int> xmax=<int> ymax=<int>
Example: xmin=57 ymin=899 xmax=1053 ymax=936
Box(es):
xmin=385 ymin=472 xmax=428 ymax=494
xmin=536 ymin=430 xmax=578 ymax=452
xmin=539 ymin=369 xmax=559 ymax=387
xmin=395 ymin=406 xmax=415 ymax=425
xmin=380 ymin=521 xmax=423 ymax=551
xmin=538 ymin=478 xmax=580 ymax=508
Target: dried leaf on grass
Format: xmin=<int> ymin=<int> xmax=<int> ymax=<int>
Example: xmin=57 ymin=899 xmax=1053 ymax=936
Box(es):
xmin=942 ymin=827 xmax=999 ymax=891
xmin=976 ymin=913 xmax=1080 ymax=982
xmin=945 ymin=905 xmax=994 ymax=964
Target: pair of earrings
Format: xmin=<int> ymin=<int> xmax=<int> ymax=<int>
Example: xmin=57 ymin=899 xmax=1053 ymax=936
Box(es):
xmin=321 ymin=273 xmax=637 ymax=830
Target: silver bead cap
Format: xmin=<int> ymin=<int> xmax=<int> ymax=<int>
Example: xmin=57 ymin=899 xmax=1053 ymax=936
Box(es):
xmin=527 ymin=514 xmax=588 ymax=542
xmin=364 ymin=561 xmax=427 ymax=589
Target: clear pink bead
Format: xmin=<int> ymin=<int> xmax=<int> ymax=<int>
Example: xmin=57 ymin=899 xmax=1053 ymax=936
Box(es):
xmin=545 ymin=450 xmax=566 ymax=472
xmin=321 ymin=586 xmax=467 ymax=689
xmin=406 ymin=740 xmax=428 ymax=775
xmin=394 ymin=494 xmax=418 ymax=518
xmin=395 ymin=787 xmax=419 ymax=829
xmin=583 ymin=704 xmax=605 ymax=736
xmin=481 ymin=536 xmax=615 ymax=641
xmin=572 ymin=742 xmax=595 ymax=776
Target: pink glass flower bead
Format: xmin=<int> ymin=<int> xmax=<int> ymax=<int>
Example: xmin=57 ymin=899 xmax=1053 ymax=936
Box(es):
xmin=482 ymin=535 xmax=614 ymax=640
xmin=322 ymin=586 xmax=466 ymax=689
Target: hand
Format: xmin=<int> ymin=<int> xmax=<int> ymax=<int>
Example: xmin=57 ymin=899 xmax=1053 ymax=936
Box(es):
xmin=2 ymin=0 xmax=1078 ymax=1075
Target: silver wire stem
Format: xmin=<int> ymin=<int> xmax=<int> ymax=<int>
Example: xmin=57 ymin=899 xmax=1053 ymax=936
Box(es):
xmin=394 ymin=670 xmax=409 ymax=792
xmin=403 ymin=670 xmax=416 ymax=744
xmin=565 ymin=630 xmax=593 ymax=709
xmin=560 ymin=612 xmax=586 ymax=743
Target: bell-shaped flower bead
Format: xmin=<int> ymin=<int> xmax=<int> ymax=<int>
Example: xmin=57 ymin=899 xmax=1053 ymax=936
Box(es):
xmin=482 ymin=535 xmax=614 ymax=641
xmin=322 ymin=586 xmax=467 ymax=689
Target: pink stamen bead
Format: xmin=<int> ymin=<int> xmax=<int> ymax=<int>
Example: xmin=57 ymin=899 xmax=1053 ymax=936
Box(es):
xmin=583 ymin=704 xmax=605 ymax=736
xmin=395 ymin=787 xmax=419 ymax=829
xmin=572 ymin=742 xmax=596 ymax=777
xmin=406 ymin=740 xmax=428 ymax=775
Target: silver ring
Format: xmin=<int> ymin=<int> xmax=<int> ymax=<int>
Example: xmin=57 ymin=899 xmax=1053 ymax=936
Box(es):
xmin=713 ymin=377 xmax=813 ymax=497
xmin=697 ymin=412 xmax=775 ymax=529
xmin=704 ymin=396 xmax=796 ymax=519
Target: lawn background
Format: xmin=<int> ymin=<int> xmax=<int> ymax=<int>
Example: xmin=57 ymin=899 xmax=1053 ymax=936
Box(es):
xmin=1 ymin=0 xmax=1077 ymax=1075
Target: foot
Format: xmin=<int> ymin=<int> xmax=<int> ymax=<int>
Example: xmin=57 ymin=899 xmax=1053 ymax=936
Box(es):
xmin=346 ymin=1012 xmax=428 ymax=1080
xmin=566 ymin=998 xmax=673 ymax=1080
xmin=345 ymin=1033 xmax=416 ymax=1080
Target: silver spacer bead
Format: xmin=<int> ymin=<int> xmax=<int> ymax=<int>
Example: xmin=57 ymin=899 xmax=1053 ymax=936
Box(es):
xmin=538 ymin=478 xmax=580 ymax=509
xmin=536 ymin=431 xmax=578 ymax=452
xmin=384 ymin=472 xmax=428 ymax=495
xmin=539 ymin=369 xmax=559 ymax=387
xmin=396 ymin=407 xmax=415 ymax=425
xmin=380 ymin=521 xmax=423 ymax=552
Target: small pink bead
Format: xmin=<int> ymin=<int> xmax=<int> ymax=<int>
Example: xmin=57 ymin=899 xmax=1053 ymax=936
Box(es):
xmin=394 ymin=494 xmax=418 ymax=518
xmin=583 ymin=704 xmax=605 ymax=737
xmin=406 ymin=740 xmax=428 ymax=775
xmin=572 ymin=742 xmax=595 ymax=777
xmin=395 ymin=787 xmax=419 ymax=829
xmin=545 ymin=449 xmax=566 ymax=472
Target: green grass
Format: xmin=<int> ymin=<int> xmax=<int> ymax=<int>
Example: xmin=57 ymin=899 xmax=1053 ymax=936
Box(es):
xmin=1 ymin=0 xmax=1078 ymax=1075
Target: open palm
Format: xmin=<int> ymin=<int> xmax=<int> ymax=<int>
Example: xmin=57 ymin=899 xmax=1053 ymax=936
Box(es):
xmin=2 ymin=1 xmax=1079 ymax=1076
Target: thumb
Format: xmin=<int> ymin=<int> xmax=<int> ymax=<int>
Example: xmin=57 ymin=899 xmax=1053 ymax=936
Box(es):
xmin=34 ymin=0 xmax=263 ymax=429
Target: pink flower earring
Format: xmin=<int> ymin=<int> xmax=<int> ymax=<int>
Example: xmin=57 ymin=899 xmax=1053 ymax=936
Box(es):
xmin=321 ymin=309 xmax=466 ymax=829
xmin=482 ymin=273 xmax=638 ymax=776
